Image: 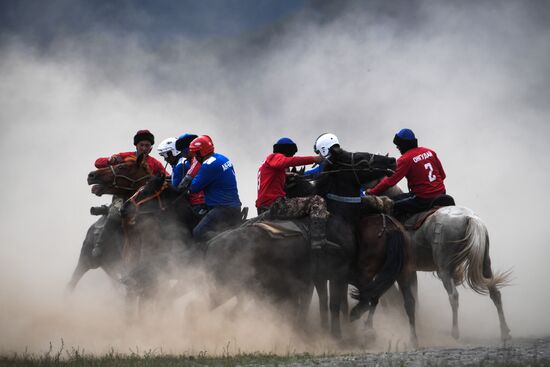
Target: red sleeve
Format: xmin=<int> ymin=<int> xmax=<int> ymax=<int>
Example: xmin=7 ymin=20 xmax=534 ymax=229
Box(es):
xmin=94 ymin=152 xmax=134 ymax=168
xmin=370 ymin=154 xmax=411 ymax=195
xmin=94 ymin=157 xmax=109 ymax=168
xmin=267 ymin=154 xmax=316 ymax=170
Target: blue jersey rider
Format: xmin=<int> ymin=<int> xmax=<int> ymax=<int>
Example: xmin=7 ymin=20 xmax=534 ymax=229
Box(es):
xmin=179 ymin=135 xmax=242 ymax=241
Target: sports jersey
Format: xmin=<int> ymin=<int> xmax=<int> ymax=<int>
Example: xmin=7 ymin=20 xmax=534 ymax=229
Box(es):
xmin=256 ymin=153 xmax=316 ymax=208
xmin=370 ymin=147 xmax=446 ymax=198
xmin=189 ymin=153 xmax=241 ymax=208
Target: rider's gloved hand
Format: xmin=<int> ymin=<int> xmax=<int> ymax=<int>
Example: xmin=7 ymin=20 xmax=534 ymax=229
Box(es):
xmin=108 ymin=155 xmax=123 ymax=165
xmin=177 ymin=174 xmax=193 ymax=191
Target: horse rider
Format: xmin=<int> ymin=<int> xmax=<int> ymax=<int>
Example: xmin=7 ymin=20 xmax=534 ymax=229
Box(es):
xmin=91 ymin=129 xmax=167 ymax=257
xmin=255 ymin=137 xmax=333 ymax=250
xmin=367 ymin=128 xmax=447 ymax=218
xmin=256 ymin=137 xmax=323 ymax=214
xmin=178 ymin=135 xmax=242 ymax=241
xmin=158 ymin=134 xmax=207 ymax=217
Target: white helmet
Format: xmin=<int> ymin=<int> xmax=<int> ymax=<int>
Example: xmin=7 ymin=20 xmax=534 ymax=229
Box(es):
xmin=157 ymin=137 xmax=180 ymax=158
xmin=314 ymin=133 xmax=340 ymax=158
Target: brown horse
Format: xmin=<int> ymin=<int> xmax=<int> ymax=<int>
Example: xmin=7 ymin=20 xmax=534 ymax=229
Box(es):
xmin=350 ymin=213 xmax=418 ymax=348
xmin=67 ymin=155 xmax=153 ymax=292
xmin=285 ymin=172 xmax=418 ymax=345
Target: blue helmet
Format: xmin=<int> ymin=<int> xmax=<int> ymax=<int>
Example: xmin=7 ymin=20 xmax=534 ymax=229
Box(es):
xmin=175 ymin=133 xmax=198 ymax=155
xmin=273 ymin=137 xmax=298 ymax=157
xmin=393 ymin=128 xmax=418 ymax=153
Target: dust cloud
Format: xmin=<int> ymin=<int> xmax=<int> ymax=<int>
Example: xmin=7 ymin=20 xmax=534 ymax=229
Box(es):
xmin=1 ymin=0 xmax=549 ymax=355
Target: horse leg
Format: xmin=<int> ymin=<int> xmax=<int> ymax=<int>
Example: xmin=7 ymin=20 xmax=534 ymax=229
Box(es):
xmin=314 ymin=278 xmax=329 ymax=332
xmin=398 ymin=275 xmax=418 ymax=349
xmin=341 ymin=284 xmax=349 ymax=322
xmin=488 ymin=284 xmax=512 ymax=342
xmin=329 ymin=279 xmax=346 ymax=339
xmin=66 ymin=261 xmax=89 ymax=292
xmin=439 ymin=270 xmax=460 ymax=339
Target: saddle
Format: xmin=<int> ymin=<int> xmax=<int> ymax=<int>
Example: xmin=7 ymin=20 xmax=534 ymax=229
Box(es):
xmin=252 ymin=219 xmax=310 ymax=240
xmin=402 ymin=194 xmax=456 ymax=230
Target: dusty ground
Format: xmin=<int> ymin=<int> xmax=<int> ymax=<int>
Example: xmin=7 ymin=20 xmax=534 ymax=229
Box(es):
xmin=294 ymin=337 xmax=550 ymax=366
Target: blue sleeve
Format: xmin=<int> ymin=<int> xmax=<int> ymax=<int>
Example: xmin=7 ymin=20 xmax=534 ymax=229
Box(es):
xmin=182 ymin=160 xmax=190 ymax=176
xmin=189 ymin=163 xmax=217 ymax=193
xmin=305 ymin=163 xmax=323 ymax=178
xmin=171 ymin=162 xmax=184 ymax=187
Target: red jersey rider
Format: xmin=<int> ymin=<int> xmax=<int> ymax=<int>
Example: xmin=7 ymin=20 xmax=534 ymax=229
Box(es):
xmin=91 ymin=129 xmax=167 ymax=257
xmin=95 ymin=129 xmax=168 ymax=175
xmin=368 ymin=128 xmax=446 ymax=217
xmin=256 ymin=137 xmax=322 ymax=214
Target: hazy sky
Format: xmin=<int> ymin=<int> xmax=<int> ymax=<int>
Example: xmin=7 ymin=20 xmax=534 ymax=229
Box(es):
xmin=1 ymin=0 xmax=549 ymax=354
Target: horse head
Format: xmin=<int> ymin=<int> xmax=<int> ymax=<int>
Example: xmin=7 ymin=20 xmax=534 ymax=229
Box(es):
xmin=326 ymin=148 xmax=396 ymax=195
xmin=87 ymin=155 xmax=151 ymax=196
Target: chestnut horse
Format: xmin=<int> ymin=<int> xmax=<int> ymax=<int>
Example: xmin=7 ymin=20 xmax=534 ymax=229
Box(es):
xmin=67 ymin=155 xmax=152 ymax=292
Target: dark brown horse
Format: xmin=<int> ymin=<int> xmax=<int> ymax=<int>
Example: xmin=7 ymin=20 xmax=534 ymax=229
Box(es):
xmin=286 ymin=169 xmax=418 ymax=346
xmin=67 ymin=155 xmax=153 ymax=292
xmin=119 ymin=175 xmax=197 ymax=319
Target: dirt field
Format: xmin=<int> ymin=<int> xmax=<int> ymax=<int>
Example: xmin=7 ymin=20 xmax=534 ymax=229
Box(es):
xmin=306 ymin=337 xmax=550 ymax=367
xmin=2 ymin=337 xmax=549 ymax=366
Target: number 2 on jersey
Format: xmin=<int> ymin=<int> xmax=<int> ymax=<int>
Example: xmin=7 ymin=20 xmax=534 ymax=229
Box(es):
xmin=424 ymin=163 xmax=436 ymax=182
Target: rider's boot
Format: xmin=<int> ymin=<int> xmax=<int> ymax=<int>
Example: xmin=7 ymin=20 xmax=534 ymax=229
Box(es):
xmin=310 ymin=217 xmax=339 ymax=251
xmin=90 ymin=205 xmax=109 ymax=216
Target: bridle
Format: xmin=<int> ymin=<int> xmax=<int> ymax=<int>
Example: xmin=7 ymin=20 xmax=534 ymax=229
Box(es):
xmin=124 ymin=181 xmax=169 ymax=224
xmin=109 ymin=163 xmax=151 ymax=191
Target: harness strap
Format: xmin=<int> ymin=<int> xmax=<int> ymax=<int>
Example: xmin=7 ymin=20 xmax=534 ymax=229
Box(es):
xmin=327 ymin=193 xmax=362 ymax=204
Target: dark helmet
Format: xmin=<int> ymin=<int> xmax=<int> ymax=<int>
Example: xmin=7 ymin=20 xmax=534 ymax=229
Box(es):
xmin=175 ymin=133 xmax=198 ymax=155
xmin=393 ymin=128 xmax=418 ymax=154
xmin=133 ymin=129 xmax=155 ymax=145
xmin=273 ymin=137 xmax=298 ymax=157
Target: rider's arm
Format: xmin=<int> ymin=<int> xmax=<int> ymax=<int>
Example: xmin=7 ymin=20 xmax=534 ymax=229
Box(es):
xmin=189 ymin=163 xmax=216 ymax=193
xmin=94 ymin=152 xmax=133 ymax=168
xmin=267 ymin=154 xmax=317 ymax=170
xmin=304 ymin=163 xmax=323 ymax=177
xmin=171 ymin=161 xmax=184 ymax=187
xmin=369 ymin=155 xmax=411 ymax=195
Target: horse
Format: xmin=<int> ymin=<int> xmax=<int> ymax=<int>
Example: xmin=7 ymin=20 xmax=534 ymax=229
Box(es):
xmin=119 ymin=174 xmax=197 ymax=318
xmin=67 ymin=155 xmax=152 ymax=292
xmin=117 ymin=174 xmax=312 ymax=326
xmin=363 ymin=179 xmax=512 ymax=342
xmin=285 ymin=169 xmax=418 ymax=347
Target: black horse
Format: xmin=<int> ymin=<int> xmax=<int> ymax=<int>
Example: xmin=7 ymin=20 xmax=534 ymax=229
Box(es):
xmin=206 ymin=149 xmax=397 ymax=338
xmin=68 ymin=155 xmax=152 ymax=292
xmin=285 ymin=153 xmax=418 ymax=346
xmin=119 ymin=175 xmax=198 ymax=318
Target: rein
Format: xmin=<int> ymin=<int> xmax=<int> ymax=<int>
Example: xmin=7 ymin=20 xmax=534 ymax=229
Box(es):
xmin=109 ymin=164 xmax=151 ymax=191
xmin=125 ymin=181 xmax=169 ymax=223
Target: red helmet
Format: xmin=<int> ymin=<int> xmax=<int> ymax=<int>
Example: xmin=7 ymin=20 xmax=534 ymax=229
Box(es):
xmin=189 ymin=135 xmax=214 ymax=157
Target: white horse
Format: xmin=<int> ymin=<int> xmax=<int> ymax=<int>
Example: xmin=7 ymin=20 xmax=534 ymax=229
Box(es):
xmin=368 ymin=182 xmax=512 ymax=341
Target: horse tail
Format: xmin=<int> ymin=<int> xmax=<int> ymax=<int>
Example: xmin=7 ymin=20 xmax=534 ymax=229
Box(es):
xmin=452 ymin=214 xmax=512 ymax=294
xmin=351 ymin=227 xmax=405 ymax=304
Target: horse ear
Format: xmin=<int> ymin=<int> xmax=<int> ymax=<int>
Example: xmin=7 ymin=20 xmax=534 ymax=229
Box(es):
xmin=290 ymin=167 xmax=297 ymax=173
xmin=299 ymin=167 xmax=305 ymax=175
xmin=385 ymin=153 xmax=389 ymax=157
